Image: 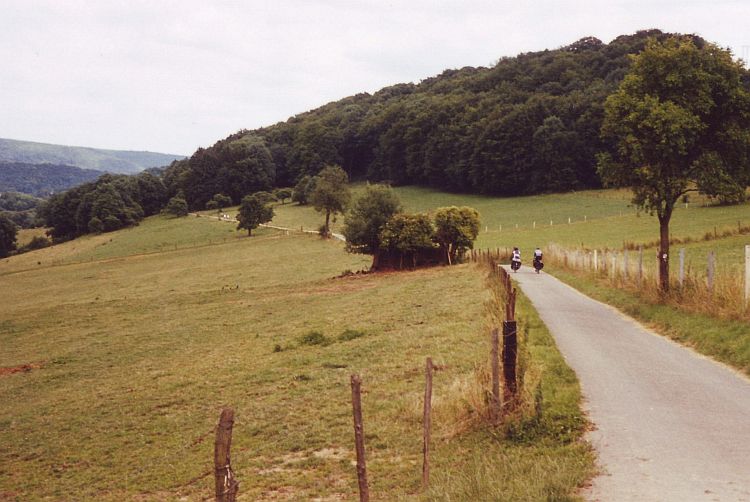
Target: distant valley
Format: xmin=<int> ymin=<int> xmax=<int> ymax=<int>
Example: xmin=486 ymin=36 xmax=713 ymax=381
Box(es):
xmin=0 ymin=137 xmax=185 ymax=175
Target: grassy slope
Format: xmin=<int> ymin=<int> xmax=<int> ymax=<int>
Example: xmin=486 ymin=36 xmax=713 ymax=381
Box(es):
xmin=272 ymin=184 xmax=750 ymax=362
xmin=1 ymin=214 xmax=592 ymax=500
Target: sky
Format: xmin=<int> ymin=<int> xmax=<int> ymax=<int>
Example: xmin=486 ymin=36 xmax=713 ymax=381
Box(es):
xmin=1 ymin=1 xmax=749 ymax=156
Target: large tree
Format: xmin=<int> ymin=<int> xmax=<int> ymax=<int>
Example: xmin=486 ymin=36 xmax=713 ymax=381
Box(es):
xmin=309 ymin=165 xmax=351 ymax=237
xmin=237 ymin=194 xmax=274 ymax=236
xmin=342 ymin=184 xmax=403 ymax=268
xmin=433 ymin=206 xmax=481 ymax=265
xmin=599 ymin=36 xmax=750 ymax=292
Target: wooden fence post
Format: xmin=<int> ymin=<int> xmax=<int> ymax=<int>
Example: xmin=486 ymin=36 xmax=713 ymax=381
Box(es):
xmin=502 ymin=320 xmax=518 ymax=408
xmin=623 ymin=250 xmax=629 ymax=279
xmin=594 ymin=249 xmax=599 ymax=272
xmin=423 ymin=358 xmax=433 ymax=489
xmin=707 ymin=250 xmax=715 ymax=294
xmin=214 ymin=408 xmax=239 ymax=502
xmin=745 ymin=245 xmax=750 ymax=307
xmin=611 ymin=252 xmax=617 ymax=280
xmin=679 ymin=248 xmax=685 ymax=288
xmin=638 ymin=246 xmax=643 ymax=287
xmin=490 ymin=329 xmax=501 ymax=424
xmin=351 ymin=374 xmax=369 ymax=502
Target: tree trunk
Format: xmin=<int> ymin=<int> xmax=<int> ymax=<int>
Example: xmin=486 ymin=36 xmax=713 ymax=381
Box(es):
xmin=658 ymin=209 xmax=672 ymax=293
xmin=325 ymin=210 xmax=331 ymax=237
xmin=371 ymin=252 xmax=380 ymax=271
xmin=247 ymin=228 xmax=252 ymax=236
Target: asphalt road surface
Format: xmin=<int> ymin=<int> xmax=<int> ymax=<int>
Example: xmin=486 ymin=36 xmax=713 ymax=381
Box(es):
xmin=506 ymin=265 xmax=750 ymax=501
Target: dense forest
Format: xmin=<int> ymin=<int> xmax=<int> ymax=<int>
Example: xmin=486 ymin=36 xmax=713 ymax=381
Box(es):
xmin=164 ymin=30 xmax=726 ymax=208
xmin=0 ymin=192 xmax=44 ymax=228
xmin=35 ymin=30 xmax=750 ymax=241
xmin=38 ymin=172 xmax=168 ymax=240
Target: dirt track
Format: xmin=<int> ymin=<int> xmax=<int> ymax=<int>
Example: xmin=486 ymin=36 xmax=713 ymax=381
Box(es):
xmin=507 ymin=265 xmax=750 ymax=501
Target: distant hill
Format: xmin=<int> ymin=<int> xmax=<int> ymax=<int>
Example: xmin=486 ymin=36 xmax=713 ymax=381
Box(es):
xmin=0 ymin=161 xmax=105 ymax=197
xmin=166 ymin=29 xmax=750 ymax=208
xmin=0 ymin=138 xmax=185 ymax=174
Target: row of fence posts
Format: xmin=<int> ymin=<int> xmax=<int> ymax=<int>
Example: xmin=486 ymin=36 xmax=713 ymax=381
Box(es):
xmin=555 ymin=244 xmax=750 ymax=304
xmin=209 ymin=251 xmax=519 ymax=501
xmin=491 ymin=265 xmax=518 ymax=422
xmin=209 ymin=368 xmax=438 ymax=501
xmin=483 ymin=215 xmax=595 ymax=232
xmin=346 ymin=359 xmax=438 ymax=501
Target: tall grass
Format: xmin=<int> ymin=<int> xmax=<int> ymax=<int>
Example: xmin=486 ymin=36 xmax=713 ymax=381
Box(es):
xmin=545 ymin=242 xmax=749 ymax=321
xmin=423 ymin=256 xmax=595 ymax=500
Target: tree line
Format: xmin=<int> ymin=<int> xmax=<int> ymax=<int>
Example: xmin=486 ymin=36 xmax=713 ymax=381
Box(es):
xmin=24 ymin=30 xmax=750 ymax=251
xmin=164 ymin=30 xmax=677 ymax=207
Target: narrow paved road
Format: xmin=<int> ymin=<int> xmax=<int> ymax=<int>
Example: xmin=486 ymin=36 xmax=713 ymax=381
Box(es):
xmin=506 ymin=266 xmax=750 ymax=501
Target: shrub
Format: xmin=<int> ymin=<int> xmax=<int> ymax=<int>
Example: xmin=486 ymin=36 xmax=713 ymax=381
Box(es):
xmin=299 ymin=331 xmax=328 ymax=346
xmin=338 ymin=329 xmax=366 ymax=341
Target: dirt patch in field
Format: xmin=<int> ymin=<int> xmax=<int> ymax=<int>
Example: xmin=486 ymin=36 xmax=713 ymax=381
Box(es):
xmin=0 ymin=361 xmax=44 ymax=377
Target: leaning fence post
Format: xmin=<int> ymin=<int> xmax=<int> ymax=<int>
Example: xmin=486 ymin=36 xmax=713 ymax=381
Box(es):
xmin=423 ymin=358 xmax=433 ymax=489
xmin=214 ymin=408 xmax=239 ymax=502
xmin=350 ymin=374 xmax=369 ymax=502
xmin=490 ymin=329 xmax=501 ymax=424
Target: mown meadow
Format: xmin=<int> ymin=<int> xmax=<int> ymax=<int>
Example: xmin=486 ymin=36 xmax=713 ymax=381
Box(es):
xmin=1 ymin=213 xmax=592 ymax=501
xmin=271 ymin=184 xmax=750 ymax=368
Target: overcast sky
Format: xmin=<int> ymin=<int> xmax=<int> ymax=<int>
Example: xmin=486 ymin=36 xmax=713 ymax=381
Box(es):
xmin=1 ymin=1 xmax=748 ymax=156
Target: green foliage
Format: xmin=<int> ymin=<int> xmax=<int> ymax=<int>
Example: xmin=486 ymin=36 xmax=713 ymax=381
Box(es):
xmin=236 ymin=193 xmax=274 ymax=235
xmin=252 ymin=191 xmax=277 ymax=205
xmin=337 ymin=329 xmax=366 ymax=341
xmin=37 ymin=172 xmax=168 ymax=240
xmin=88 ymin=216 xmax=104 ymax=233
xmin=164 ymin=30 xmax=699 ymax=203
xmin=298 ymin=330 xmax=329 ymax=346
xmin=171 ymin=134 xmax=274 ymax=209
xmin=309 ymin=165 xmax=351 ymax=237
xmin=163 ymin=194 xmax=188 ymax=217
xmin=292 ymin=175 xmax=315 ymax=205
xmin=0 ymin=191 xmax=43 ymax=211
xmin=434 ymin=206 xmax=481 ymax=263
xmin=600 ymin=36 xmax=750 ymax=215
xmin=599 ymin=35 xmax=750 ymax=289
xmin=0 ymin=213 xmax=18 ymax=257
xmin=342 ymin=184 xmax=403 ymax=254
xmin=273 ymin=187 xmax=293 ymax=204
xmin=210 ymin=193 xmax=233 ymax=210
xmin=379 ymin=213 xmax=436 ymax=267
xmin=0 ymin=161 xmax=104 ymax=196
xmin=205 ymin=192 xmax=233 ymax=211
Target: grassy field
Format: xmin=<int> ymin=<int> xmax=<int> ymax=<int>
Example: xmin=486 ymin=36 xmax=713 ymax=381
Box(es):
xmin=1 ymin=214 xmax=592 ymax=500
xmin=269 ymin=184 xmax=750 ymax=277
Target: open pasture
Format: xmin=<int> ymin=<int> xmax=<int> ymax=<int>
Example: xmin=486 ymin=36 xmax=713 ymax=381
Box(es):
xmin=1 ymin=215 xmax=590 ymax=500
xmin=271 ymin=185 xmax=750 ymax=275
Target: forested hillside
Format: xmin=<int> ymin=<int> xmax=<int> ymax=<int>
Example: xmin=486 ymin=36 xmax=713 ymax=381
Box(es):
xmin=0 ymin=161 xmax=104 ymax=196
xmin=0 ymin=138 xmax=185 ymax=174
xmin=165 ymin=30 xmax=730 ymax=208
